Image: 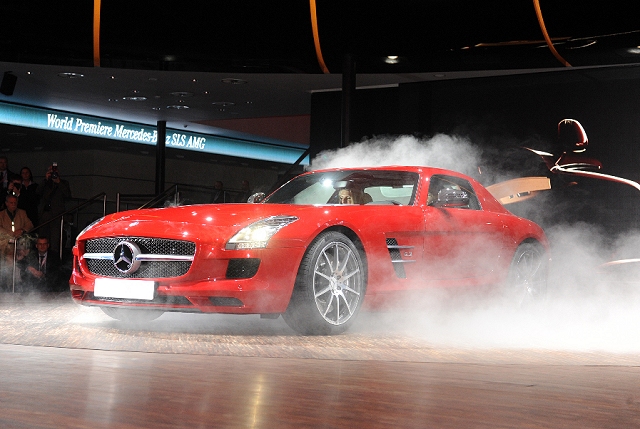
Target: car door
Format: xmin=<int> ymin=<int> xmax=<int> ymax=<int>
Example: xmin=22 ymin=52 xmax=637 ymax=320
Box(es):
xmin=422 ymin=175 xmax=506 ymax=285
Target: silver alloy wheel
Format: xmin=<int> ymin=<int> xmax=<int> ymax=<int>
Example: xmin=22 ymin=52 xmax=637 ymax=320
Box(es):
xmin=312 ymin=241 xmax=364 ymax=325
xmin=509 ymin=242 xmax=547 ymax=305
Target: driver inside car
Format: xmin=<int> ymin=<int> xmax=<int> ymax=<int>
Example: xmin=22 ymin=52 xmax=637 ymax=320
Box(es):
xmin=338 ymin=187 xmax=365 ymax=204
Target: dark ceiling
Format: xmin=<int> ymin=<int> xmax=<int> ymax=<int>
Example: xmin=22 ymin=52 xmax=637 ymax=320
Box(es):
xmin=1 ymin=1 xmax=640 ymax=164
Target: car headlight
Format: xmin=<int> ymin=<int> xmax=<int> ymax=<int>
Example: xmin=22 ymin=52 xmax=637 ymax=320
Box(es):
xmin=226 ymin=215 xmax=298 ymax=250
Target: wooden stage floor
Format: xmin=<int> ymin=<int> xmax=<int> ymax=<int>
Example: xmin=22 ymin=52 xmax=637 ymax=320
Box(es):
xmin=1 ymin=293 xmax=640 ymax=428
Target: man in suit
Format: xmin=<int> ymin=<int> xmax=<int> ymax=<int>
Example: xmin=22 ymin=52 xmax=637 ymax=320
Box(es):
xmin=210 ymin=180 xmax=229 ymax=203
xmin=23 ymin=236 xmax=62 ymax=292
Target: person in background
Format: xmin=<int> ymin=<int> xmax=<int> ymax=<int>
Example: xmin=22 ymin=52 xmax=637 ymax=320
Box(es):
xmin=210 ymin=180 xmax=229 ymax=203
xmin=18 ymin=167 xmax=40 ymax=225
xmin=22 ymin=236 xmax=62 ymax=292
xmin=235 ymin=180 xmax=253 ymax=202
xmin=0 ymin=194 xmax=34 ymax=290
xmin=0 ymin=155 xmax=20 ymax=201
xmin=36 ymin=163 xmax=71 ymax=254
xmin=0 ymin=194 xmax=34 ymax=239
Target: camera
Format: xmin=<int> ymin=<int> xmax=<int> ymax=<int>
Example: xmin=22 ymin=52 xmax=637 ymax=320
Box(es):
xmin=9 ymin=180 xmax=21 ymax=196
xmin=51 ymin=162 xmax=59 ymax=180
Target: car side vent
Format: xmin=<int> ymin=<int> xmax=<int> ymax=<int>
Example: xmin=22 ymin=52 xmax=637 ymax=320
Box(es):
xmin=386 ymin=238 xmax=416 ymax=279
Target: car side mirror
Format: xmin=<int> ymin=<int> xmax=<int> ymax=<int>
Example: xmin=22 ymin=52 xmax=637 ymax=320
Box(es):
xmin=434 ymin=189 xmax=469 ymax=208
xmin=247 ymin=192 xmax=266 ymax=203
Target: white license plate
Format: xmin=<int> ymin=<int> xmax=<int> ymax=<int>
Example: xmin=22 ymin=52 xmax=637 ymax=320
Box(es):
xmin=94 ymin=278 xmax=156 ymax=300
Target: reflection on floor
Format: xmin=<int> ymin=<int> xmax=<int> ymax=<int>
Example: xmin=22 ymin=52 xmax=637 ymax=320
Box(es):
xmin=2 ymin=293 xmax=640 ymax=428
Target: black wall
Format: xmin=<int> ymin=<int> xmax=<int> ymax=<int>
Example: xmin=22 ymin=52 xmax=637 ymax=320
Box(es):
xmin=310 ymin=65 xmax=640 ymax=232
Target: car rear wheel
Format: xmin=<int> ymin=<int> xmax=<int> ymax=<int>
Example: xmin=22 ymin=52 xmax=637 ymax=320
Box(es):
xmin=507 ymin=241 xmax=548 ymax=306
xmin=283 ymin=231 xmax=366 ymax=335
xmin=101 ymin=307 xmax=164 ymax=322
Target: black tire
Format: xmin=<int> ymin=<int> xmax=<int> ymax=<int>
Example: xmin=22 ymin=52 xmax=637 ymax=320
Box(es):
xmin=506 ymin=241 xmax=548 ymax=306
xmin=101 ymin=306 xmax=164 ymax=322
xmin=283 ymin=231 xmax=366 ymax=335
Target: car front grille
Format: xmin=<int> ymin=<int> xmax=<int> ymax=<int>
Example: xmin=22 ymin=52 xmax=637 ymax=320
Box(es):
xmin=83 ymin=237 xmax=196 ymax=279
xmin=85 ymin=237 xmax=195 ymax=255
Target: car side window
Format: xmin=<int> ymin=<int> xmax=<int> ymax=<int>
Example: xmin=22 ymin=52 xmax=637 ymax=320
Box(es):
xmin=427 ymin=175 xmax=481 ymax=210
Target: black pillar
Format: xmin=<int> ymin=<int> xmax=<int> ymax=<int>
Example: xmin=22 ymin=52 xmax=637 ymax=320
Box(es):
xmin=155 ymin=120 xmax=166 ymax=195
xmin=341 ymin=54 xmax=355 ymax=148
xmin=0 ymin=72 xmax=17 ymax=96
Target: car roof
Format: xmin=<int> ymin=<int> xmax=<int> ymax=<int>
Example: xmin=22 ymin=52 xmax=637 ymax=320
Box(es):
xmin=309 ymin=165 xmax=451 ymax=174
xmin=306 ymin=165 xmax=473 ymax=179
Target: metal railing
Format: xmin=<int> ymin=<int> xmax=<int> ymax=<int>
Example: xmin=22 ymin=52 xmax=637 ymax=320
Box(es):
xmin=116 ymin=185 xmax=179 ymax=212
xmin=27 ymin=192 xmax=108 ymax=259
xmin=116 ymin=183 xmax=247 ymax=212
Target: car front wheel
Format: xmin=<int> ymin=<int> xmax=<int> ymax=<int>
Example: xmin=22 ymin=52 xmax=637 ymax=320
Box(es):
xmin=283 ymin=231 xmax=366 ymax=335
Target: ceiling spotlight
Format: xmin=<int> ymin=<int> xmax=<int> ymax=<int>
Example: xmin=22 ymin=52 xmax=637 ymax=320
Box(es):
xmin=211 ymin=101 xmax=235 ymax=106
xmin=626 ymin=47 xmax=640 ymax=55
xmin=221 ymin=78 xmax=247 ymax=85
xmin=170 ymin=91 xmax=194 ymax=97
xmin=58 ymin=72 xmax=84 ymax=78
xmin=152 ymin=107 xmax=162 ymax=110
xmin=166 ymin=105 xmax=189 ymax=109
xmin=385 ymin=56 xmax=399 ymax=64
xmin=122 ymin=96 xmax=148 ymax=101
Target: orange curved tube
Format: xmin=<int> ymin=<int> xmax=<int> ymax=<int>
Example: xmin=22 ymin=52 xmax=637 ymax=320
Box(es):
xmin=533 ymin=0 xmax=571 ymax=67
xmin=93 ymin=0 xmax=101 ymax=67
xmin=310 ymin=0 xmax=330 ymax=73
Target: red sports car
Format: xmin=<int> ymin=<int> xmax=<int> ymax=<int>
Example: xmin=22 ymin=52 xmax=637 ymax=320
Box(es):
xmin=70 ymin=166 xmax=549 ymax=334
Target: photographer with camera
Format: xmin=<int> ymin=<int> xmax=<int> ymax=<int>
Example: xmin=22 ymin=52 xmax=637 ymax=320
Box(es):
xmin=36 ymin=163 xmax=71 ymax=255
xmin=0 ymin=155 xmax=20 ymax=206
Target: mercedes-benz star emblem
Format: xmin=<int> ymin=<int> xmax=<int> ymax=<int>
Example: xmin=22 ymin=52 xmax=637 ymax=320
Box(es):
xmin=113 ymin=241 xmax=142 ymax=274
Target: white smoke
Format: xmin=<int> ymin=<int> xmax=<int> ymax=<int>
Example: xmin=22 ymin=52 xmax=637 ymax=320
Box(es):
xmin=311 ymin=134 xmax=484 ymax=177
xmin=312 ymin=135 xmax=640 ymax=354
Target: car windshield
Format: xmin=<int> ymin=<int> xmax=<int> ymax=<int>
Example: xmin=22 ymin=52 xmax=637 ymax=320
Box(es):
xmin=265 ymin=170 xmax=419 ymax=205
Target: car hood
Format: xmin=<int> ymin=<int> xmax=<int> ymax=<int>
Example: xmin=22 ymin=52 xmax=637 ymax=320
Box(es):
xmin=78 ymin=203 xmax=326 ymax=245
